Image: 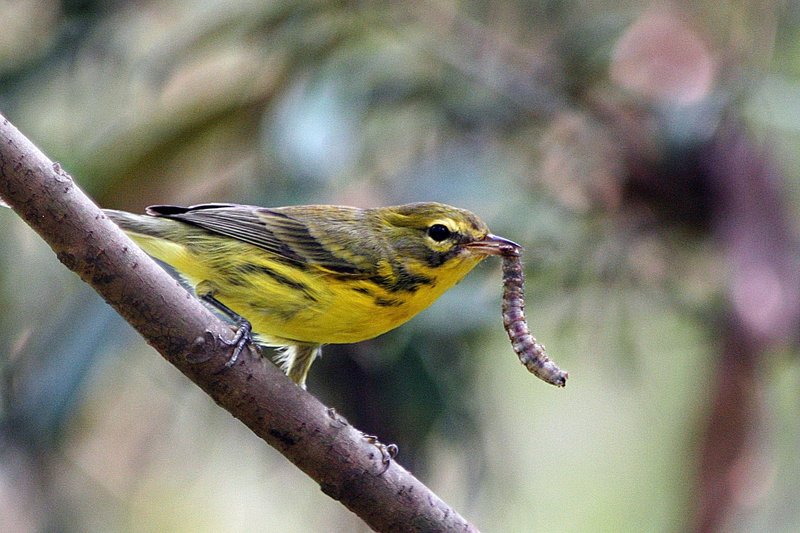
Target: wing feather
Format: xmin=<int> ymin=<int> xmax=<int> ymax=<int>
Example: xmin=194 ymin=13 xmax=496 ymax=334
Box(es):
xmin=146 ymin=203 xmax=375 ymax=276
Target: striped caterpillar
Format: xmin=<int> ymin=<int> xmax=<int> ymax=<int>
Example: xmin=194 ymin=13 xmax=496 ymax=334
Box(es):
xmin=500 ymin=245 xmax=568 ymax=387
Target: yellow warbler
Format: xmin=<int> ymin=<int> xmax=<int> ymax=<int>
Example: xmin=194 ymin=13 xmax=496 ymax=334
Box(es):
xmin=102 ymin=202 xmax=516 ymax=387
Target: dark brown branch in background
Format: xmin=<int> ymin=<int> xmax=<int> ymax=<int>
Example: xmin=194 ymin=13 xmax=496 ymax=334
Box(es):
xmin=691 ymin=317 xmax=760 ymax=533
xmin=618 ymin=117 xmax=800 ymax=532
xmin=691 ymin=125 xmax=800 ymax=533
xmin=0 ymin=113 xmax=477 ymax=533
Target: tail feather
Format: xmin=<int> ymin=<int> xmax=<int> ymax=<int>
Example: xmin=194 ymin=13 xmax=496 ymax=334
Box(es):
xmin=103 ymin=209 xmax=199 ymax=271
xmin=1 ymin=202 xmax=179 ymax=245
xmin=104 ymin=209 xmax=175 ymax=239
xmin=103 ymin=209 xmax=154 ymax=235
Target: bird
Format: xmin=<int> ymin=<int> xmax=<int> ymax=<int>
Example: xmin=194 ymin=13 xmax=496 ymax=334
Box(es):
xmin=95 ymin=202 xmax=519 ymax=388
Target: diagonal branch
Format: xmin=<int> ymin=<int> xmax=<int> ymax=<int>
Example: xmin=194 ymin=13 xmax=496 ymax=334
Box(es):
xmin=0 ymin=112 xmax=477 ymax=533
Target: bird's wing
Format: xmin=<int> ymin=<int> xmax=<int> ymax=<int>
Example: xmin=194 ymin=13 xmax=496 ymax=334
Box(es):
xmin=146 ymin=203 xmax=376 ymax=276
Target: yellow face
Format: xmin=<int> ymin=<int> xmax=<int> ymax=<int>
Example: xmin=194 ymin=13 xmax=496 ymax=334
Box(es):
xmin=374 ymin=202 xmax=517 ymax=273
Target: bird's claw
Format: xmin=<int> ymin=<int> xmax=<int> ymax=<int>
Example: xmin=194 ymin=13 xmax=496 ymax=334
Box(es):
xmin=216 ymin=319 xmax=253 ymax=371
xmin=363 ymin=433 xmax=398 ymax=474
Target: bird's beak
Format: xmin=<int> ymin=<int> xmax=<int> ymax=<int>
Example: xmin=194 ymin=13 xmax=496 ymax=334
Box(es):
xmin=465 ymin=233 xmax=521 ymax=256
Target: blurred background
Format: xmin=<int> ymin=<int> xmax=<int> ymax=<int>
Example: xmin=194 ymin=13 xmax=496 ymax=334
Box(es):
xmin=1 ymin=1 xmax=799 ymax=531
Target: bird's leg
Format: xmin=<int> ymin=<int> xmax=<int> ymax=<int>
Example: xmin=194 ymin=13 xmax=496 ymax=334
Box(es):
xmin=199 ymin=293 xmax=253 ymax=369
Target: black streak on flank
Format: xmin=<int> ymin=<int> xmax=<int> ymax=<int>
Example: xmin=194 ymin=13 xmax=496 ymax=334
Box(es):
xmin=351 ymin=287 xmax=372 ymax=296
xmin=236 ymin=263 xmax=317 ymax=300
xmin=374 ymin=297 xmax=403 ymax=307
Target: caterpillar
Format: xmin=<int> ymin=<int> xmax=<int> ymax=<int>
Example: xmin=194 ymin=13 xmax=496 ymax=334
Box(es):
xmin=500 ymin=245 xmax=568 ymax=387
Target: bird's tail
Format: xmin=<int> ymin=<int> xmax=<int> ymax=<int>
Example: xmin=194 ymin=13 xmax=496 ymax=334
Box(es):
xmin=103 ymin=209 xmax=173 ymax=238
xmin=101 ymin=209 xmax=198 ymax=269
xmin=0 ymin=198 xmax=150 ymax=234
xmin=2 ymin=199 xmax=184 ymax=247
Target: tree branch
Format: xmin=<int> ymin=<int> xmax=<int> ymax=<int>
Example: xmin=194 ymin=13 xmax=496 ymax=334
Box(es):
xmin=0 ymin=112 xmax=477 ymax=532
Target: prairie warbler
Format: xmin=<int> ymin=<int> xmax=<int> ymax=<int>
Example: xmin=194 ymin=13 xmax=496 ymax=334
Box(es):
xmin=98 ymin=202 xmax=516 ymax=388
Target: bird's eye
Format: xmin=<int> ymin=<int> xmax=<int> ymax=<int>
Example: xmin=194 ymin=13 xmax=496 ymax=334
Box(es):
xmin=427 ymin=224 xmax=452 ymax=242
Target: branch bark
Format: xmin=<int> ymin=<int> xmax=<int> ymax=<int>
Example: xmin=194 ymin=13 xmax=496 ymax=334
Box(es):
xmin=0 ymin=112 xmax=477 ymax=532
